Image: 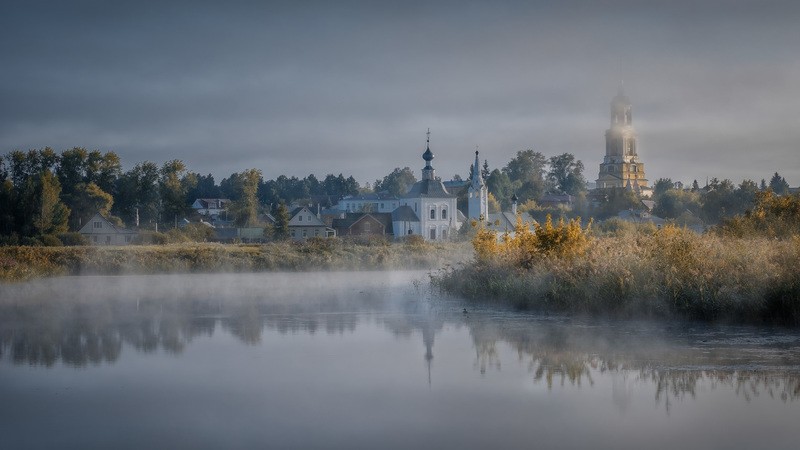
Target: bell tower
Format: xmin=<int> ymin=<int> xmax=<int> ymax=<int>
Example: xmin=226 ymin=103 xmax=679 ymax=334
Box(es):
xmin=596 ymin=87 xmax=649 ymax=195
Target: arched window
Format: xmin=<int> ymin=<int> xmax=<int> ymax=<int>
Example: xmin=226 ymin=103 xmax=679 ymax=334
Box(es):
xmin=441 ymin=208 xmax=447 ymax=220
xmin=430 ymin=209 xmax=436 ymax=220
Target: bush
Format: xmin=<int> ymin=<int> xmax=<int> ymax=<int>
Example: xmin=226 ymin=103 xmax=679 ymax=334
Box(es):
xmin=58 ymin=232 xmax=88 ymax=246
xmin=39 ymin=235 xmax=63 ymax=247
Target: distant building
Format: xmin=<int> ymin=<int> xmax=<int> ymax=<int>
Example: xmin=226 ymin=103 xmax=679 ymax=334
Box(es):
xmin=332 ymin=213 xmax=393 ymax=238
xmin=337 ymin=192 xmax=400 ymax=213
xmin=595 ymin=88 xmax=651 ymax=197
xmin=191 ymin=198 xmax=231 ymax=218
xmin=78 ymin=213 xmax=137 ymax=245
xmin=288 ymin=206 xmax=336 ymax=240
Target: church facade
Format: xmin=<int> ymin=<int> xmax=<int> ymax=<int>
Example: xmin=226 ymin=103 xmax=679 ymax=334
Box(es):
xmin=596 ymin=89 xmax=651 ymax=196
xmin=392 ymin=131 xmax=462 ymax=240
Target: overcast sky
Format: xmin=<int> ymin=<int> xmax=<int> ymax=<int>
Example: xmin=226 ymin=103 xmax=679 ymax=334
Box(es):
xmin=2 ymin=0 xmax=799 ymax=187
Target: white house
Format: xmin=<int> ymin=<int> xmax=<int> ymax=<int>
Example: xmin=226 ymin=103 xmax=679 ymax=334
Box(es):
xmin=337 ymin=192 xmax=400 ymax=213
xmin=78 ymin=213 xmax=138 ymax=245
xmin=191 ymin=198 xmax=231 ymax=218
xmin=288 ymin=206 xmax=336 ymax=240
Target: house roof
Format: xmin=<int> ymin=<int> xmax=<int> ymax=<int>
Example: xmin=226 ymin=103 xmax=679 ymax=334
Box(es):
xmin=78 ymin=213 xmax=137 ymax=235
xmin=341 ymin=192 xmax=399 ymax=201
xmin=403 ymin=179 xmax=455 ymax=198
xmin=193 ymin=198 xmax=231 ymax=208
xmin=391 ymin=205 xmax=420 ymax=222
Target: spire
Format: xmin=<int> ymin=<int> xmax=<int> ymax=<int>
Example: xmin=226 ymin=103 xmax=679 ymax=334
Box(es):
xmin=471 ymin=148 xmax=484 ymax=188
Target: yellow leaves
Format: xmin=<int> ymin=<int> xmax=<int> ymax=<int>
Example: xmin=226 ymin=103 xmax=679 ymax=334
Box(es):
xmin=471 ymin=214 xmax=592 ymax=268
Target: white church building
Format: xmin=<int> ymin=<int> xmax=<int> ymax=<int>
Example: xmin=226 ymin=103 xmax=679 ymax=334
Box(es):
xmin=391 ymin=131 xmax=463 ymax=240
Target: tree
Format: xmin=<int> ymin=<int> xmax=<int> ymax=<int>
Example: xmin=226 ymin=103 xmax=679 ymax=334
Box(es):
xmin=229 ymin=169 xmax=262 ymax=227
xmin=486 ymin=169 xmax=514 ymax=209
xmin=273 ymin=203 xmax=290 ymax=240
xmin=547 ymin=153 xmax=586 ymax=196
xmin=652 ymin=178 xmax=675 ymax=199
xmin=70 ymin=182 xmax=114 ymax=227
xmin=692 ymin=179 xmax=700 ymax=192
xmin=30 ymin=171 xmax=70 ymax=236
xmin=374 ymin=167 xmax=417 ymax=196
xmin=114 ymin=162 xmax=160 ymax=227
xmin=769 ymin=172 xmax=790 ymax=195
xmin=653 ymin=189 xmax=702 ymax=220
xmin=594 ymin=187 xmax=639 ymax=219
xmin=481 ymin=159 xmax=490 ymax=181
xmin=160 ymin=160 xmax=189 ymax=226
xmin=503 ymin=150 xmax=547 ymax=203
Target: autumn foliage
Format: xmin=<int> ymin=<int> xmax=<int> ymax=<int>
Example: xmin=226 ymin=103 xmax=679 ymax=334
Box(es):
xmin=473 ymin=214 xmax=592 ymax=267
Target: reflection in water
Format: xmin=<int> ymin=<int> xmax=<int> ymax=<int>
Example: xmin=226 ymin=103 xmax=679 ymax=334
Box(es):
xmin=2 ymin=272 xmax=800 ymax=408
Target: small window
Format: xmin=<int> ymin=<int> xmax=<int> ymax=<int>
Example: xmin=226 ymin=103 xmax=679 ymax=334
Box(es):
xmin=430 ymin=209 xmax=436 ymax=220
xmin=441 ymin=209 xmax=447 ymax=220
xmin=93 ymin=221 xmax=102 ymax=229
xmin=380 ymin=203 xmax=384 ymax=209
xmin=429 ymin=228 xmax=436 ymax=240
xmin=291 ymin=230 xmax=296 ymax=237
xmin=408 ymin=229 xmax=413 ymax=235
xmin=125 ymin=235 xmax=131 ymax=243
xmin=315 ymin=230 xmax=319 ymax=236
xmin=299 ymin=215 xmax=303 ymax=222
xmin=308 ymin=215 xmax=312 ymax=221
xmin=302 ymin=230 xmax=307 ymax=237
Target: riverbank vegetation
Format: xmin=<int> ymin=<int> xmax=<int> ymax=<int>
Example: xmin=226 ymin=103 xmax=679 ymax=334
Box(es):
xmin=0 ymin=238 xmax=471 ymax=283
xmin=434 ymin=192 xmax=800 ymax=325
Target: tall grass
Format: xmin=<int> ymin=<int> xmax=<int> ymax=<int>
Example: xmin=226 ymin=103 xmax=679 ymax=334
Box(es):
xmin=434 ymin=224 xmax=800 ymax=325
xmin=0 ymin=239 xmax=472 ymax=282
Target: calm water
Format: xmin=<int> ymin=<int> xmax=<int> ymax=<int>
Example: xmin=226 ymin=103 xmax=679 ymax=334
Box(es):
xmin=1 ymin=271 xmax=799 ymax=450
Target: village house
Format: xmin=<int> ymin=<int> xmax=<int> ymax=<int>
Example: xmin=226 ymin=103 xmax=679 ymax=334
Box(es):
xmin=191 ymin=198 xmax=231 ymax=218
xmin=78 ymin=213 xmax=138 ymax=245
xmin=332 ymin=213 xmax=393 ymax=238
xmin=288 ymin=206 xmax=336 ymax=240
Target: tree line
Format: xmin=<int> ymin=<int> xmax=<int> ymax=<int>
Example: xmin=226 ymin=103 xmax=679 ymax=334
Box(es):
xmin=0 ymin=147 xmax=362 ymax=244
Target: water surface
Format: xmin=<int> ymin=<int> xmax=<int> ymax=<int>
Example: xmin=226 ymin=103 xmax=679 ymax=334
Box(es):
xmin=1 ymin=272 xmax=799 ymax=449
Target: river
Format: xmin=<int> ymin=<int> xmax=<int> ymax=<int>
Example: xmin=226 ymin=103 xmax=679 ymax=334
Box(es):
xmin=1 ymin=271 xmax=799 ymax=449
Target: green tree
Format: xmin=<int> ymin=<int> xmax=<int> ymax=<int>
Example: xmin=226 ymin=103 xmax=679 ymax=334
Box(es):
xmin=652 ymin=178 xmax=675 ymax=199
xmin=70 ymin=182 xmax=114 ymax=227
xmin=273 ymin=203 xmax=290 ymax=240
xmin=229 ymin=169 xmax=262 ymax=227
xmin=160 ymin=160 xmax=189 ymax=226
xmin=769 ymin=172 xmax=790 ymax=195
xmin=374 ymin=167 xmax=417 ymax=196
xmin=30 ymin=171 xmax=70 ymax=236
xmin=503 ymin=150 xmax=547 ymax=203
xmin=547 ymin=153 xmax=586 ymax=196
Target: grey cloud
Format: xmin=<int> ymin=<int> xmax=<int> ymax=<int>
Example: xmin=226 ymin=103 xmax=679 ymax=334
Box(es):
xmin=1 ymin=1 xmax=799 ymax=185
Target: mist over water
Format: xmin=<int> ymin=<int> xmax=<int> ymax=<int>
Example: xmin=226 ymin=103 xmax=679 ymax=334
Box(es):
xmin=2 ymin=272 xmax=800 ymax=449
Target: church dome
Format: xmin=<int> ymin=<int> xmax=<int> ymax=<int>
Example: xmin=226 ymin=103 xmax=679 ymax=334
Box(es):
xmin=423 ymin=147 xmax=434 ymax=162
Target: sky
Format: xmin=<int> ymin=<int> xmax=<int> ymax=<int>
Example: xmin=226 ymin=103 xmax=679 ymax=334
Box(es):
xmin=2 ymin=0 xmax=799 ymax=188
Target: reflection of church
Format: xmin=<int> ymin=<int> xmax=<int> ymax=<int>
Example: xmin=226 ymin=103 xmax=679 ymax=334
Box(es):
xmin=596 ymin=89 xmax=652 ymax=197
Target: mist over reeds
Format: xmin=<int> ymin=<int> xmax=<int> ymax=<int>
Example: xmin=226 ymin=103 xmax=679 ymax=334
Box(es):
xmin=0 ymin=238 xmax=472 ymax=282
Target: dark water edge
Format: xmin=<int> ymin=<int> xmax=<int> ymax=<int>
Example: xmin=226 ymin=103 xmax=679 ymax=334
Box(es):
xmin=1 ymin=271 xmax=800 ymax=450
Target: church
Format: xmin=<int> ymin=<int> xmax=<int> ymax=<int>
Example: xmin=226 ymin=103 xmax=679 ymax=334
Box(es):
xmin=595 ymin=89 xmax=651 ymax=197
xmin=390 ymin=130 xmax=464 ymax=240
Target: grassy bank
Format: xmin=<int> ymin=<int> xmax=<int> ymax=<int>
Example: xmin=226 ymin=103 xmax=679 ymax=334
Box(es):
xmin=0 ymin=238 xmax=472 ymax=282
xmin=434 ymin=224 xmax=800 ymax=325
